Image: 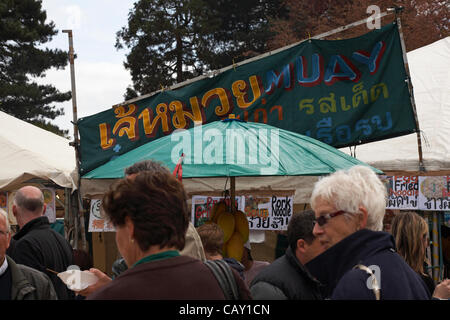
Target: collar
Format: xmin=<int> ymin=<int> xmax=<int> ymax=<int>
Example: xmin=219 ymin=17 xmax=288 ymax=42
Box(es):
xmin=305 ymin=229 xmax=395 ymax=297
xmin=13 ymin=216 xmax=50 ymax=241
xmin=0 ymin=257 xmax=8 ymax=276
xmin=132 ymin=250 xmax=180 ymax=268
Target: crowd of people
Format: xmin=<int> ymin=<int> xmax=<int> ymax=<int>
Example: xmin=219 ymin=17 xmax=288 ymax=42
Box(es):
xmin=1 ymin=161 xmax=450 ymax=300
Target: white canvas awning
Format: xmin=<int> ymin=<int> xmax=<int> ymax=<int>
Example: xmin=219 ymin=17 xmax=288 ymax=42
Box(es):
xmin=0 ymin=111 xmax=77 ymax=191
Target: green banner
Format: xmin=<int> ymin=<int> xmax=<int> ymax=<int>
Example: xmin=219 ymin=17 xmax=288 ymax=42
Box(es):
xmin=78 ymin=23 xmax=417 ymax=175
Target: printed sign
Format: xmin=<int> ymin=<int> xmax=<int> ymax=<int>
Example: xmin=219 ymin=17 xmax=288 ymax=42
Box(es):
xmin=383 ymin=176 xmax=418 ymax=210
xmin=79 ymin=23 xmax=416 ymax=176
xmin=42 ymin=188 xmax=56 ymax=223
xmin=0 ymin=192 xmax=7 ymax=211
xmin=191 ymin=196 xmax=244 ymax=227
xmin=88 ymin=199 xmax=115 ymax=232
xmin=418 ymin=176 xmax=450 ymax=211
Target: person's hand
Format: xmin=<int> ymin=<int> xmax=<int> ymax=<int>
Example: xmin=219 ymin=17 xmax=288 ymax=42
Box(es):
xmin=433 ymin=278 xmax=450 ymax=300
xmin=76 ymin=268 xmax=112 ymax=297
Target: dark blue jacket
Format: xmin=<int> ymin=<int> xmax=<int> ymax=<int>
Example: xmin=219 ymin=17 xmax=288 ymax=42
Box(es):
xmin=249 ymin=246 xmax=322 ymax=300
xmin=306 ymin=229 xmax=430 ymax=300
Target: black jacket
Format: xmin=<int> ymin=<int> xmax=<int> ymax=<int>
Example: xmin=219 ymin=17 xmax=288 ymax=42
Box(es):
xmin=6 ymin=255 xmax=57 ymax=300
xmin=306 ymin=229 xmax=431 ymax=300
xmin=9 ymin=216 xmax=74 ymax=300
xmin=249 ymin=246 xmax=322 ymax=300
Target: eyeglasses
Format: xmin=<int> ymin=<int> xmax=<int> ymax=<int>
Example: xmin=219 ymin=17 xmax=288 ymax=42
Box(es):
xmin=313 ymin=210 xmax=347 ymax=227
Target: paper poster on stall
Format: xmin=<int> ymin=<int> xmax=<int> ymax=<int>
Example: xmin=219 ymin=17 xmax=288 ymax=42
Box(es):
xmin=244 ymin=195 xmax=293 ymax=231
xmin=0 ymin=192 xmax=7 ymax=211
xmin=191 ymin=196 xmax=244 ymax=227
xmin=383 ymin=176 xmax=418 ymax=210
xmin=418 ymin=176 xmax=450 ymax=211
xmin=88 ymin=199 xmax=115 ymax=232
xmin=42 ymin=188 xmax=56 ymax=223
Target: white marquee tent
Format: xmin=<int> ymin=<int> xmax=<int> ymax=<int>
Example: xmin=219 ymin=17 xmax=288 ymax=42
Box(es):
xmin=0 ymin=111 xmax=77 ymax=191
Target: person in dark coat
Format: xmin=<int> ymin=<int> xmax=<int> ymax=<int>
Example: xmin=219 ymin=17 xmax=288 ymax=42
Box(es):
xmin=249 ymin=210 xmax=324 ymax=300
xmin=305 ymin=165 xmax=430 ymax=300
xmin=86 ymin=164 xmax=251 ymax=300
xmin=8 ymin=186 xmax=74 ymax=300
xmin=1 ymin=208 xmax=57 ymax=300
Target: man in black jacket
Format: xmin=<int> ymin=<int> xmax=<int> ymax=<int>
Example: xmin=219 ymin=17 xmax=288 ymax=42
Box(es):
xmin=249 ymin=210 xmax=325 ymax=299
xmin=8 ymin=186 xmax=74 ymax=300
xmin=1 ymin=208 xmax=57 ymax=300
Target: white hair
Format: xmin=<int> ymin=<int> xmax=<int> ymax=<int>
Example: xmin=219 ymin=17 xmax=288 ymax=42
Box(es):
xmin=310 ymin=165 xmax=387 ymax=231
xmin=0 ymin=208 xmax=10 ymax=233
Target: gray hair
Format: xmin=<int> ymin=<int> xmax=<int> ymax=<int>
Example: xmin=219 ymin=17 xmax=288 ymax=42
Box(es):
xmin=310 ymin=165 xmax=387 ymax=231
xmin=124 ymin=160 xmax=170 ymax=176
xmin=0 ymin=208 xmax=10 ymax=233
xmin=14 ymin=189 xmax=44 ymax=212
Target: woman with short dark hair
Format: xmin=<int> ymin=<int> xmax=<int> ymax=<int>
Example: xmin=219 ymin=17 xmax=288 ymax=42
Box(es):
xmin=87 ymin=168 xmax=250 ymax=300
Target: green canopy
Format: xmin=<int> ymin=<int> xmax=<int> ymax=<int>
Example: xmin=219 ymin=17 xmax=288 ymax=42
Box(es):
xmin=82 ymin=119 xmax=382 ymax=179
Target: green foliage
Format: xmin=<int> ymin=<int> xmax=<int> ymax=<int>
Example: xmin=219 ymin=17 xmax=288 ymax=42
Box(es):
xmin=0 ymin=0 xmax=71 ymax=136
xmin=116 ymin=0 xmax=287 ymax=100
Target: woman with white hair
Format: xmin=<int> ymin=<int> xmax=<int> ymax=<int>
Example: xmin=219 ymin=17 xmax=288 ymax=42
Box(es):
xmin=305 ymin=165 xmax=430 ymax=300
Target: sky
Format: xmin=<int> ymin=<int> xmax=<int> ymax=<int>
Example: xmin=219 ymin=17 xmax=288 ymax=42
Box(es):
xmin=39 ymin=0 xmax=137 ymax=138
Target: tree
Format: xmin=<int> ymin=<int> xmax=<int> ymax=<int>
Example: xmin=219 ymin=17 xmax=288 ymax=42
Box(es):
xmin=116 ymin=0 xmax=288 ymax=100
xmin=198 ymin=0 xmax=288 ymax=70
xmin=0 ymin=0 xmax=71 ymax=137
xmin=269 ymin=0 xmax=449 ymax=52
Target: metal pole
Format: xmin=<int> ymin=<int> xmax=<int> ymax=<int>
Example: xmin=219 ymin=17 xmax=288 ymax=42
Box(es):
xmin=62 ymin=30 xmax=87 ymax=252
xmin=230 ymin=177 xmax=236 ymax=213
xmin=432 ymin=212 xmax=440 ymax=283
xmin=393 ymin=7 xmax=425 ymax=172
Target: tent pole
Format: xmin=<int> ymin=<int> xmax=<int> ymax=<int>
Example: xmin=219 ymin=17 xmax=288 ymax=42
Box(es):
xmin=230 ymin=177 xmax=236 ymax=213
xmin=62 ymin=30 xmax=87 ymax=251
xmin=393 ymin=7 xmax=425 ymax=172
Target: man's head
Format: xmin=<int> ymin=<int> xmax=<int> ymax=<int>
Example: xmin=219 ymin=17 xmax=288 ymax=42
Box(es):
xmin=287 ymin=210 xmax=325 ymax=265
xmin=0 ymin=208 xmax=11 ymax=264
xmin=124 ymin=160 xmax=166 ymax=179
xmin=310 ymin=165 xmax=387 ymax=250
xmin=12 ymin=186 xmax=46 ymax=228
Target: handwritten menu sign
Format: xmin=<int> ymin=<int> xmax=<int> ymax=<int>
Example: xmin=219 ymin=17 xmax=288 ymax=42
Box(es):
xmin=418 ymin=176 xmax=450 ymax=211
xmin=383 ymin=176 xmax=418 ymax=210
xmin=244 ymin=195 xmax=293 ymax=231
xmin=191 ymin=194 xmax=294 ymax=231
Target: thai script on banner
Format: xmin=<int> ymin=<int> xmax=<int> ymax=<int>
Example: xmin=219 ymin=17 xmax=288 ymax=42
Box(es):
xmin=79 ymin=23 xmax=417 ymax=176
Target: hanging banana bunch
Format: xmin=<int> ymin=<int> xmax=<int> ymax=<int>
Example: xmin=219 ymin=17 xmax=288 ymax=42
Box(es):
xmin=208 ymin=200 xmax=250 ymax=261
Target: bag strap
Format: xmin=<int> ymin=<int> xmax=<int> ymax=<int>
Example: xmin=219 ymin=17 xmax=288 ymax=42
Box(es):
xmin=353 ymin=264 xmax=381 ymax=300
xmin=204 ymin=260 xmax=239 ymax=300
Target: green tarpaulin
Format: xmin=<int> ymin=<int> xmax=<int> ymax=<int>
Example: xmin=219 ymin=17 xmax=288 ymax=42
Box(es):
xmin=83 ymin=119 xmax=382 ymax=179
